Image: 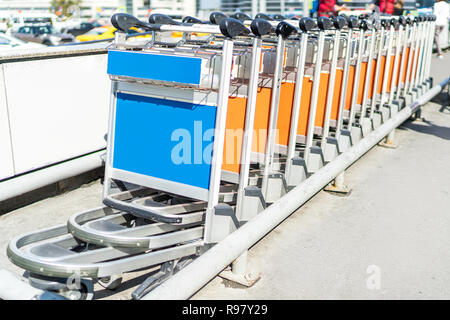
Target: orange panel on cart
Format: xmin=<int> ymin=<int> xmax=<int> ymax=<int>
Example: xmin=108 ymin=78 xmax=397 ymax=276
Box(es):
xmin=368 ymin=58 xmax=377 ymax=99
xmin=314 ymin=72 xmax=330 ymax=128
xmin=345 ymin=65 xmax=355 ymax=110
xmin=395 ymin=53 xmax=403 ymax=87
xmin=357 ymin=62 xmax=368 ymax=105
xmin=386 ymin=55 xmax=395 ymax=93
xmin=402 ymin=47 xmax=410 ymax=83
xmin=377 ymin=55 xmax=386 ymax=94
xmin=330 ymin=69 xmax=343 ymax=121
xmin=252 ymin=87 xmax=272 ymax=154
xmin=276 ymin=82 xmax=295 ymax=147
xmin=222 ymin=96 xmax=247 ymax=174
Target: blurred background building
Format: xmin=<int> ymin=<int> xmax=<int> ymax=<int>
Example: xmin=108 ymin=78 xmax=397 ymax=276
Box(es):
xmin=0 ymin=0 xmax=196 ymax=19
xmin=0 ymin=0 xmax=432 ymax=21
xmin=220 ymin=0 xmax=304 ymax=17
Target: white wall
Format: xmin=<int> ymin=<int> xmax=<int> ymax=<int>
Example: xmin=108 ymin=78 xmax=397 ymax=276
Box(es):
xmin=0 ymin=50 xmax=110 ymax=181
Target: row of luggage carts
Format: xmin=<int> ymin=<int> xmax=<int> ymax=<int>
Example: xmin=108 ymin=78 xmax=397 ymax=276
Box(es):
xmin=5 ymin=11 xmax=437 ymax=299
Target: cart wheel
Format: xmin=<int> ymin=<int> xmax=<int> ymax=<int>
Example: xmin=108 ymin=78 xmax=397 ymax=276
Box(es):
xmin=98 ymin=275 xmax=123 ymax=290
xmin=59 ymin=279 xmax=94 ymax=300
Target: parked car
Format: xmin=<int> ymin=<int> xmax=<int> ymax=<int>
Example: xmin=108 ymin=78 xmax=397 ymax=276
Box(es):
xmin=64 ymin=22 xmax=103 ymax=37
xmin=13 ymin=24 xmax=75 ymax=46
xmin=0 ymin=32 xmax=45 ymax=50
xmin=76 ymin=26 xmax=150 ymax=42
xmin=9 ymin=12 xmax=77 ymax=33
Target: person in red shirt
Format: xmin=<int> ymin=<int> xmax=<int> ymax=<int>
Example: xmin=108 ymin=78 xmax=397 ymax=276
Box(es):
xmin=318 ymin=0 xmax=348 ymax=17
xmin=377 ymin=0 xmax=395 ymax=14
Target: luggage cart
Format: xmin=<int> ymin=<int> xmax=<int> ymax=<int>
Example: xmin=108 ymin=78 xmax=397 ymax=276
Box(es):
xmin=259 ymin=20 xmax=299 ymax=202
xmin=367 ymin=18 xmax=392 ymax=129
xmin=333 ymin=16 xmax=361 ymax=152
xmin=357 ymin=18 xmax=379 ymax=137
xmin=394 ymin=17 xmax=414 ymax=107
xmin=317 ymin=16 xmax=349 ymax=163
xmin=288 ymin=17 xmax=335 ymax=176
xmin=343 ymin=17 xmax=374 ymax=145
xmin=249 ymin=17 xmax=344 ymax=191
xmin=247 ymin=17 xmax=338 ymax=197
xmin=389 ymin=16 xmax=408 ymax=110
xmin=6 ymin=14 xmax=267 ymax=300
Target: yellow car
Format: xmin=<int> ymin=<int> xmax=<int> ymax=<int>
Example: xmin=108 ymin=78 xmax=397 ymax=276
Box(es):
xmin=76 ymin=26 xmax=150 ymax=42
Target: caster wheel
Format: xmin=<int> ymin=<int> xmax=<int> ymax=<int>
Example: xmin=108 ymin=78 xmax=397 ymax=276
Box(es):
xmin=59 ymin=279 xmax=94 ymax=300
xmin=98 ymin=274 xmax=122 ymax=290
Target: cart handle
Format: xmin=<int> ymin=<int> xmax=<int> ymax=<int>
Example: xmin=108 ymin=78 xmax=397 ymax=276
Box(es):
xmin=299 ymin=17 xmax=317 ymax=32
xmin=230 ymin=12 xmax=252 ymax=22
xmin=317 ymin=17 xmax=333 ymax=31
xmin=346 ymin=16 xmax=360 ymax=29
xmin=250 ymin=18 xmax=274 ymax=38
xmin=255 ymin=13 xmax=273 ymax=21
xmin=149 ymin=13 xmax=181 ymax=26
xmin=182 ymin=16 xmax=204 ymax=24
xmin=111 ymin=13 xmax=249 ymax=38
xmin=210 ymin=12 xmax=228 ymax=25
xmin=219 ymin=18 xmax=251 ymax=39
xmin=276 ymin=21 xmax=297 ymax=39
xmin=331 ymin=16 xmax=347 ymax=30
xmin=273 ymin=14 xmax=285 ymax=21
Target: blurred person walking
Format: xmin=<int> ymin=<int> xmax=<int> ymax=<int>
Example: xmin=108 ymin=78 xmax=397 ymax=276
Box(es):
xmin=378 ymin=0 xmax=395 ymax=14
xmin=318 ymin=0 xmax=347 ymax=17
xmin=434 ymin=0 xmax=450 ymax=59
xmin=393 ymin=0 xmax=404 ymax=15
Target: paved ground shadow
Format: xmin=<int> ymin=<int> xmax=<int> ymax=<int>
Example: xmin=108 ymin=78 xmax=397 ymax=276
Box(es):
xmin=400 ymin=117 xmax=450 ymax=141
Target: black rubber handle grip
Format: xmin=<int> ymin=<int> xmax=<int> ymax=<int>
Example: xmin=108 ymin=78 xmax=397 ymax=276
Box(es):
xmin=331 ymin=16 xmax=347 ymax=30
xmin=148 ymin=13 xmax=180 ymax=25
xmin=360 ymin=20 xmax=372 ymax=31
xmin=255 ymin=13 xmax=273 ymax=21
xmin=346 ymin=16 xmax=360 ymax=29
xmin=317 ymin=17 xmax=333 ymax=30
xmin=230 ymin=12 xmax=251 ymax=22
xmin=182 ymin=16 xmax=204 ymax=24
xmin=273 ymin=14 xmax=285 ymax=21
xmin=111 ymin=13 xmax=156 ymax=32
xmin=398 ymin=16 xmax=407 ymax=26
xmin=299 ymin=17 xmax=317 ymax=32
xmin=250 ymin=18 xmax=273 ymax=37
xmin=390 ymin=17 xmax=398 ymax=28
xmin=210 ymin=11 xmax=228 ymax=25
xmin=275 ymin=21 xmax=297 ymax=39
xmin=219 ymin=18 xmax=250 ymax=38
